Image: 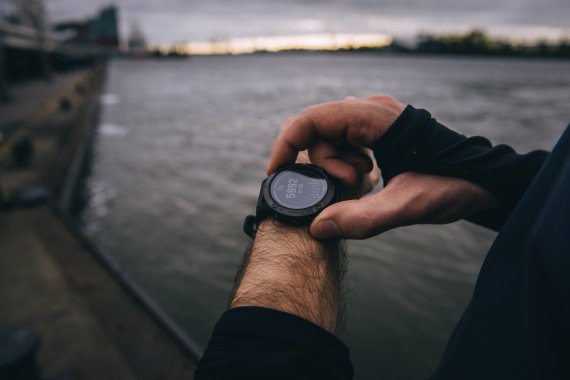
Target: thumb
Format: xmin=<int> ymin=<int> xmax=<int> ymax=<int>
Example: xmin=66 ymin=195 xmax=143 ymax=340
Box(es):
xmin=310 ymin=191 xmax=399 ymax=240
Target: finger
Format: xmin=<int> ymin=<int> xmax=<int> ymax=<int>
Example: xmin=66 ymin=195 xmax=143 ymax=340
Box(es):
xmin=350 ymin=150 xmax=380 ymax=197
xmin=339 ymin=147 xmax=374 ymax=174
xmin=267 ymin=101 xmax=352 ymax=174
xmin=295 ymin=150 xmax=311 ymax=164
xmin=308 ymin=141 xmax=361 ymax=188
xmin=344 ymin=148 xmax=380 ymax=193
xmin=370 ymin=151 xmax=380 ymax=185
xmin=306 ymin=142 xmax=376 ymax=197
xmin=267 ymin=96 xmax=392 ymax=174
xmin=309 ymin=190 xmax=400 ymax=240
xmin=267 ymin=114 xmax=315 ymax=175
xmin=267 ymin=115 xmax=313 ymax=174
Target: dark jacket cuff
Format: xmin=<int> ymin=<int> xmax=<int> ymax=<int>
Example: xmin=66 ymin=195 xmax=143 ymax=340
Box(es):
xmin=372 ymin=105 xmax=549 ymax=230
xmin=373 ymin=105 xmax=433 ymax=184
xmin=195 ymin=306 xmax=353 ymax=380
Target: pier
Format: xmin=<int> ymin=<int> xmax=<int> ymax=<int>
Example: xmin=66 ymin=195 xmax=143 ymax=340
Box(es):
xmin=0 ymin=63 xmax=199 ymax=379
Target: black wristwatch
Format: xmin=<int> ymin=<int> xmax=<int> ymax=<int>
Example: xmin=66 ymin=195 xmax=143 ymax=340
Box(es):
xmin=243 ymin=164 xmax=343 ymax=238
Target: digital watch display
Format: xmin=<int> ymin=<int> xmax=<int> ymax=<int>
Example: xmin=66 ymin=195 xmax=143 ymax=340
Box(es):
xmin=269 ymin=169 xmax=328 ymax=210
xmin=243 ymin=164 xmax=343 ymax=238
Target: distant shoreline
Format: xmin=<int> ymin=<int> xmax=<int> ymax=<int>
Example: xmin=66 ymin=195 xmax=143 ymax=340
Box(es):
xmin=142 ymin=50 xmax=570 ymax=61
xmin=243 ymin=49 xmax=570 ymax=60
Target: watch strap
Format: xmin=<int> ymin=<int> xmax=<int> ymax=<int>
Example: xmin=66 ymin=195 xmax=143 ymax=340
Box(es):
xmin=243 ymin=215 xmax=257 ymax=239
xmin=244 ymin=178 xmax=273 ymax=238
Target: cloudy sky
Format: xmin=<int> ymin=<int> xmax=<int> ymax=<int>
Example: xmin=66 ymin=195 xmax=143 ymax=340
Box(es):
xmin=46 ymin=0 xmax=570 ymax=44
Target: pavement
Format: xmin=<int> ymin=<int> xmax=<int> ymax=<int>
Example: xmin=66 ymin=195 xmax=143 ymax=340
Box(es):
xmin=0 ymin=207 xmax=140 ymax=380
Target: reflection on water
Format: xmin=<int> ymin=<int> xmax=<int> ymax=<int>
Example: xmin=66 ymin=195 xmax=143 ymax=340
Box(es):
xmin=100 ymin=93 xmax=121 ymax=106
xmin=99 ymin=122 xmax=129 ymax=136
xmin=80 ymin=54 xmax=570 ymax=380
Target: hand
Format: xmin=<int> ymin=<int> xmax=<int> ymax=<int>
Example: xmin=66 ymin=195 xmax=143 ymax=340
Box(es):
xmin=268 ymin=94 xmax=405 ymax=191
xmin=268 ymin=95 xmax=499 ymax=240
xmin=295 ymin=148 xmax=380 ymax=200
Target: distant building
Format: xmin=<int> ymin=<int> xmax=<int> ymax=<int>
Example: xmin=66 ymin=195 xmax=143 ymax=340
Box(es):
xmin=90 ymin=6 xmax=119 ymax=48
xmin=53 ymin=5 xmax=120 ymax=50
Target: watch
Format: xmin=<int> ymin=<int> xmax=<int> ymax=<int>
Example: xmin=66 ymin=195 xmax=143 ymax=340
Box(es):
xmin=243 ymin=164 xmax=343 ymax=238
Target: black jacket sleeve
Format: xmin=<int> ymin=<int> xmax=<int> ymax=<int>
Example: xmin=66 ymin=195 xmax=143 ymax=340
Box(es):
xmin=194 ymin=306 xmax=353 ymax=380
xmin=372 ymin=105 xmax=549 ymax=231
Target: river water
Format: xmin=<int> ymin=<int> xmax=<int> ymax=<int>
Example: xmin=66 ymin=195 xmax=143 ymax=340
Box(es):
xmin=81 ymin=54 xmax=569 ymax=380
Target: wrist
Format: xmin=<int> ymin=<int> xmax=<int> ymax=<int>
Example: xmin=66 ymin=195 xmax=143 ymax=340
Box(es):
xmin=231 ymin=217 xmax=345 ymax=334
xmin=252 ymin=218 xmax=334 ymax=266
xmin=244 ymin=218 xmax=327 ymax=280
xmin=255 ymin=218 xmax=313 ymax=246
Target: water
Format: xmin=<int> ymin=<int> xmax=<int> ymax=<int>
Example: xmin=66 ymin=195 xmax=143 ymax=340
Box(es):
xmin=81 ymin=54 xmax=570 ymax=380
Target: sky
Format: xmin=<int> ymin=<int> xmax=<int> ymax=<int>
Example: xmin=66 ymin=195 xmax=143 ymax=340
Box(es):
xmin=45 ymin=0 xmax=570 ymax=45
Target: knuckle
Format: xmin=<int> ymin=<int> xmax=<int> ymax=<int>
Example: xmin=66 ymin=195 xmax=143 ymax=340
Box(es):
xmin=280 ymin=116 xmax=296 ymax=131
xmin=302 ymin=104 xmax=320 ymax=115
xmin=367 ymin=93 xmax=398 ymax=106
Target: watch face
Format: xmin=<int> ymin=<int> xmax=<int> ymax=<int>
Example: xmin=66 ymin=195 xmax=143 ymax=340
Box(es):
xmin=270 ymin=169 xmax=328 ymax=210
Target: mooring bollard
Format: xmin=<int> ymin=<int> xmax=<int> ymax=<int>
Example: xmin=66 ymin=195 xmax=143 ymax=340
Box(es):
xmin=11 ymin=135 xmax=34 ymax=167
xmin=59 ymin=97 xmax=72 ymax=113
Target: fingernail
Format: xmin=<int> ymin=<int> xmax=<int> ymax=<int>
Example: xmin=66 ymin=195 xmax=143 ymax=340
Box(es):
xmin=315 ymin=220 xmax=340 ymax=239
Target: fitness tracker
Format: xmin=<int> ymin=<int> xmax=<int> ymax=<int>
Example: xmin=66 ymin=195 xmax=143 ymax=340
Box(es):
xmin=243 ymin=164 xmax=343 ymax=238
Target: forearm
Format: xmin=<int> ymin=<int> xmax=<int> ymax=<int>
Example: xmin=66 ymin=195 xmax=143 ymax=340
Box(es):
xmin=230 ymin=218 xmax=346 ymax=334
xmin=195 ymin=220 xmax=353 ymax=380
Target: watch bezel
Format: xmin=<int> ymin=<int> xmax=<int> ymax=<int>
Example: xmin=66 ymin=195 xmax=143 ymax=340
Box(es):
xmin=261 ymin=164 xmax=337 ymax=225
